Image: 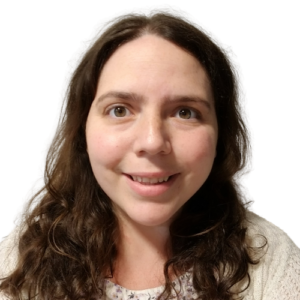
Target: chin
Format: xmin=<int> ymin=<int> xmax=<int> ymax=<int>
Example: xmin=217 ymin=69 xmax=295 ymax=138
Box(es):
xmin=129 ymin=210 xmax=179 ymax=228
xmin=115 ymin=208 xmax=172 ymax=228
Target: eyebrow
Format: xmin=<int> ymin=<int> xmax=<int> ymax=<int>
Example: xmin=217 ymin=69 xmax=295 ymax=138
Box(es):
xmin=96 ymin=91 xmax=212 ymax=110
xmin=167 ymin=95 xmax=212 ymax=110
xmin=96 ymin=91 xmax=142 ymax=103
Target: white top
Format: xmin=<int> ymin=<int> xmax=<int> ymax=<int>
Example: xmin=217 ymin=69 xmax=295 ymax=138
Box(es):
xmin=1 ymin=212 xmax=300 ymax=299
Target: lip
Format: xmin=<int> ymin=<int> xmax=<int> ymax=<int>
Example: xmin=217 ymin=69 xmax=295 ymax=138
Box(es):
xmin=124 ymin=172 xmax=178 ymax=197
xmin=126 ymin=172 xmax=175 ymax=177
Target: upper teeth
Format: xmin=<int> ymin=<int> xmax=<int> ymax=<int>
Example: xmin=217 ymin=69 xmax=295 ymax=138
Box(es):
xmin=131 ymin=176 xmax=169 ymax=184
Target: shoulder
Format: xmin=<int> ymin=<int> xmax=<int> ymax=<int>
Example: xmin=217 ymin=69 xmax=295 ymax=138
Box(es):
xmin=0 ymin=228 xmax=19 ymax=278
xmin=246 ymin=211 xmax=294 ymax=241
xmin=0 ymin=228 xmax=20 ymax=299
xmin=243 ymin=211 xmax=300 ymax=299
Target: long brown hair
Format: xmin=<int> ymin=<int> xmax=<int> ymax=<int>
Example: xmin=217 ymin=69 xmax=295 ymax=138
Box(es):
xmin=1 ymin=12 xmax=261 ymax=300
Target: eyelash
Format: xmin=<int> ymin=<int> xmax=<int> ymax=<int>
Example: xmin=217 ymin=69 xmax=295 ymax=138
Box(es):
xmin=174 ymin=107 xmax=200 ymax=120
xmin=107 ymin=105 xmax=201 ymax=120
xmin=108 ymin=105 xmax=131 ymax=118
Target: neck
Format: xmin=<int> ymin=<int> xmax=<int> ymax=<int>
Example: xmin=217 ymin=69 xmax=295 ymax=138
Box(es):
xmin=111 ymin=215 xmax=172 ymax=289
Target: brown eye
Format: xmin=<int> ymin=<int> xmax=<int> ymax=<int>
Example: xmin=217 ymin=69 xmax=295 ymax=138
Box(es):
xmin=178 ymin=108 xmax=192 ymax=119
xmin=109 ymin=106 xmax=130 ymax=117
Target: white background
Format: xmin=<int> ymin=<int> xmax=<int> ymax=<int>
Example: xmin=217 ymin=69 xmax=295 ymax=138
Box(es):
xmin=0 ymin=1 xmax=299 ymax=247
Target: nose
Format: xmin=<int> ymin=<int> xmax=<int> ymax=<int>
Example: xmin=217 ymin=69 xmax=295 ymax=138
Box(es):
xmin=133 ymin=114 xmax=171 ymax=156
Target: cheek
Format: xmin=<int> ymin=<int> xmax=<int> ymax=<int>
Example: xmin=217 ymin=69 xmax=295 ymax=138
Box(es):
xmin=178 ymin=129 xmax=217 ymax=166
xmin=86 ymin=127 xmax=127 ymax=170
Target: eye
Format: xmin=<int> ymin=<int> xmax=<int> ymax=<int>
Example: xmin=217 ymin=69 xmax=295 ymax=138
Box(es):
xmin=108 ymin=106 xmax=131 ymax=118
xmin=175 ymin=108 xmax=198 ymax=119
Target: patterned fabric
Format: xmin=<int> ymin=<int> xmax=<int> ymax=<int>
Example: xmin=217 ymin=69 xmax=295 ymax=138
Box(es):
xmin=103 ymin=272 xmax=197 ymax=300
xmin=1 ymin=212 xmax=300 ymax=299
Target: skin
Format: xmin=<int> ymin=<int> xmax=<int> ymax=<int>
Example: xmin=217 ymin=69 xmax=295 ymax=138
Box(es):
xmin=85 ymin=34 xmax=218 ymax=288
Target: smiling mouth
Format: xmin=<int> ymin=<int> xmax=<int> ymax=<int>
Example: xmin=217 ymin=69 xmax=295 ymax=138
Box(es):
xmin=130 ymin=175 xmax=171 ymax=184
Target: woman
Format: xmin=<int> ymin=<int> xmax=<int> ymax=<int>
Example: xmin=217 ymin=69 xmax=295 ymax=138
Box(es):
xmin=0 ymin=12 xmax=299 ymax=300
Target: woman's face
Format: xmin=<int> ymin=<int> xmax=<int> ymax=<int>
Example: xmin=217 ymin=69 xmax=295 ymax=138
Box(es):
xmin=86 ymin=35 xmax=218 ymax=228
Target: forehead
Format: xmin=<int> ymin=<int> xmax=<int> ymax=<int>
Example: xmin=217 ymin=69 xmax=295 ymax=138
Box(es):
xmin=101 ymin=34 xmax=203 ymax=75
xmin=96 ymin=34 xmax=213 ymax=104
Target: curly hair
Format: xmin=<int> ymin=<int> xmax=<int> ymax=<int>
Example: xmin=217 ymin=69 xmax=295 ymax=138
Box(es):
xmin=0 ymin=12 xmax=262 ymax=300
